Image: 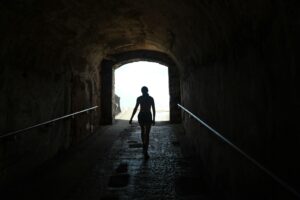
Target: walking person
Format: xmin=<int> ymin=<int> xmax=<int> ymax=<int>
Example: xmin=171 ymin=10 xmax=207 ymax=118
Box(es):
xmin=129 ymin=86 xmax=156 ymax=159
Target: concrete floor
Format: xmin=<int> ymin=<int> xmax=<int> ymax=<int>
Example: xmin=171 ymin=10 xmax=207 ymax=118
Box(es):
xmin=2 ymin=120 xmax=211 ymax=200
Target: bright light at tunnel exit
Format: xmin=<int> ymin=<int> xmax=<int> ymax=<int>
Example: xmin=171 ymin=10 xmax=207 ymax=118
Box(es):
xmin=115 ymin=61 xmax=169 ymax=121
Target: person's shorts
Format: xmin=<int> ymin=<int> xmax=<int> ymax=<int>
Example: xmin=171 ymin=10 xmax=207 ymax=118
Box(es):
xmin=138 ymin=112 xmax=152 ymax=126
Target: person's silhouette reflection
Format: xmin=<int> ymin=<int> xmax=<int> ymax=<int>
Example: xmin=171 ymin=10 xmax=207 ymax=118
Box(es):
xmin=129 ymin=86 xmax=155 ymax=159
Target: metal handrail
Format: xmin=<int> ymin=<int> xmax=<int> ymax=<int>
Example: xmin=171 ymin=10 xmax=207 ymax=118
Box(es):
xmin=0 ymin=106 xmax=98 ymax=139
xmin=178 ymin=104 xmax=300 ymax=199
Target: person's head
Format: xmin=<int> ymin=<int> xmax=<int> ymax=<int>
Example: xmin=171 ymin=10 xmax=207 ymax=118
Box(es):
xmin=141 ymin=86 xmax=148 ymax=95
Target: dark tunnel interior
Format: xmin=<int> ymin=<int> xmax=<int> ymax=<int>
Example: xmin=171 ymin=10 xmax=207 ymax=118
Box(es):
xmin=0 ymin=0 xmax=300 ymax=199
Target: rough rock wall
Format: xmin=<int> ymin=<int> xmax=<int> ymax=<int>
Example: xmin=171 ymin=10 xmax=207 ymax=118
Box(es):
xmin=178 ymin=1 xmax=300 ymax=199
xmin=0 ymin=1 xmax=102 ymax=185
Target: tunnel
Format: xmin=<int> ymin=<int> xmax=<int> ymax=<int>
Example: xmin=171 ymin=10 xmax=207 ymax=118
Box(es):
xmin=0 ymin=0 xmax=299 ymax=199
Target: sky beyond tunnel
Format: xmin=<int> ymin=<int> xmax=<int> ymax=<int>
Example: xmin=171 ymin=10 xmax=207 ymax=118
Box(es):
xmin=115 ymin=61 xmax=169 ymax=111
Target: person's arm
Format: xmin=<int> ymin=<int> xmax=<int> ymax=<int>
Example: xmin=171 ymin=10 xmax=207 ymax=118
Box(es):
xmin=152 ymin=98 xmax=156 ymax=125
xmin=129 ymin=98 xmax=139 ymax=124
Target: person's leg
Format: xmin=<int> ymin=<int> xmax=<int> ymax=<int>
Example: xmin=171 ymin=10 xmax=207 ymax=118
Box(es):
xmin=140 ymin=124 xmax=145 ymax=145
xmin=142 ymin=124 xmax=151 ymax=159
xmin=144 ymin=125 xmax=151 ymax=151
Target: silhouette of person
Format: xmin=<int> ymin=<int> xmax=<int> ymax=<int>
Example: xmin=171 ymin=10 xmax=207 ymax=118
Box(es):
xmin=129 ymin=86 xmax=155 ymax=159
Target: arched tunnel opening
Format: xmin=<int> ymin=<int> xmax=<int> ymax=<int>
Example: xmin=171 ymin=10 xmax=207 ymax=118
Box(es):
xmin=114 ymin=61 xmax=170 ymax=122
xmin=99 ymin=50 xmax=181 ymax=125
xmin=0 ymin=1 xmax=300 ymax=200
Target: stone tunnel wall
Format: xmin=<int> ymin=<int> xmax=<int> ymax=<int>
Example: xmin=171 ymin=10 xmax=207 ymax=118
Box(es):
xmin=0 ymin=52 xmax=101 ymax=186
xmin=177 ymin=1 xmax=300 ymax=199
xmin=0 ymin=2 xmax=102 ymax=184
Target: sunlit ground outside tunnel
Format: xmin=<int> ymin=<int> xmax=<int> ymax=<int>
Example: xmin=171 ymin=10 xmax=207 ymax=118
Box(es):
xmin=115 ymin=61 xmax=170 ymax=122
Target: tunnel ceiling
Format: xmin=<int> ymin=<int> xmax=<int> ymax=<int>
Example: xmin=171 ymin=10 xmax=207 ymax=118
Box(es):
xmin=0 ymin=0 xmax=278 ymax=71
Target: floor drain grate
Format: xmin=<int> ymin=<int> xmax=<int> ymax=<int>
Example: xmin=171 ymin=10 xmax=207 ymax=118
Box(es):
xmin=129 ymin=143 xmax=143 ymax=148
xmin=127 ymin=140 xmax=138 ymax=144
xmin=108 ymin=174 xmax=130 ymax=188
xmin=115 ymin=163 xmax=128 ymax=173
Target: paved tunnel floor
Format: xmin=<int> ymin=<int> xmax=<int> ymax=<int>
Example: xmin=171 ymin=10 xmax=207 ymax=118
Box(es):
xmin=3 ymin=121 xmax=211 ymax=200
